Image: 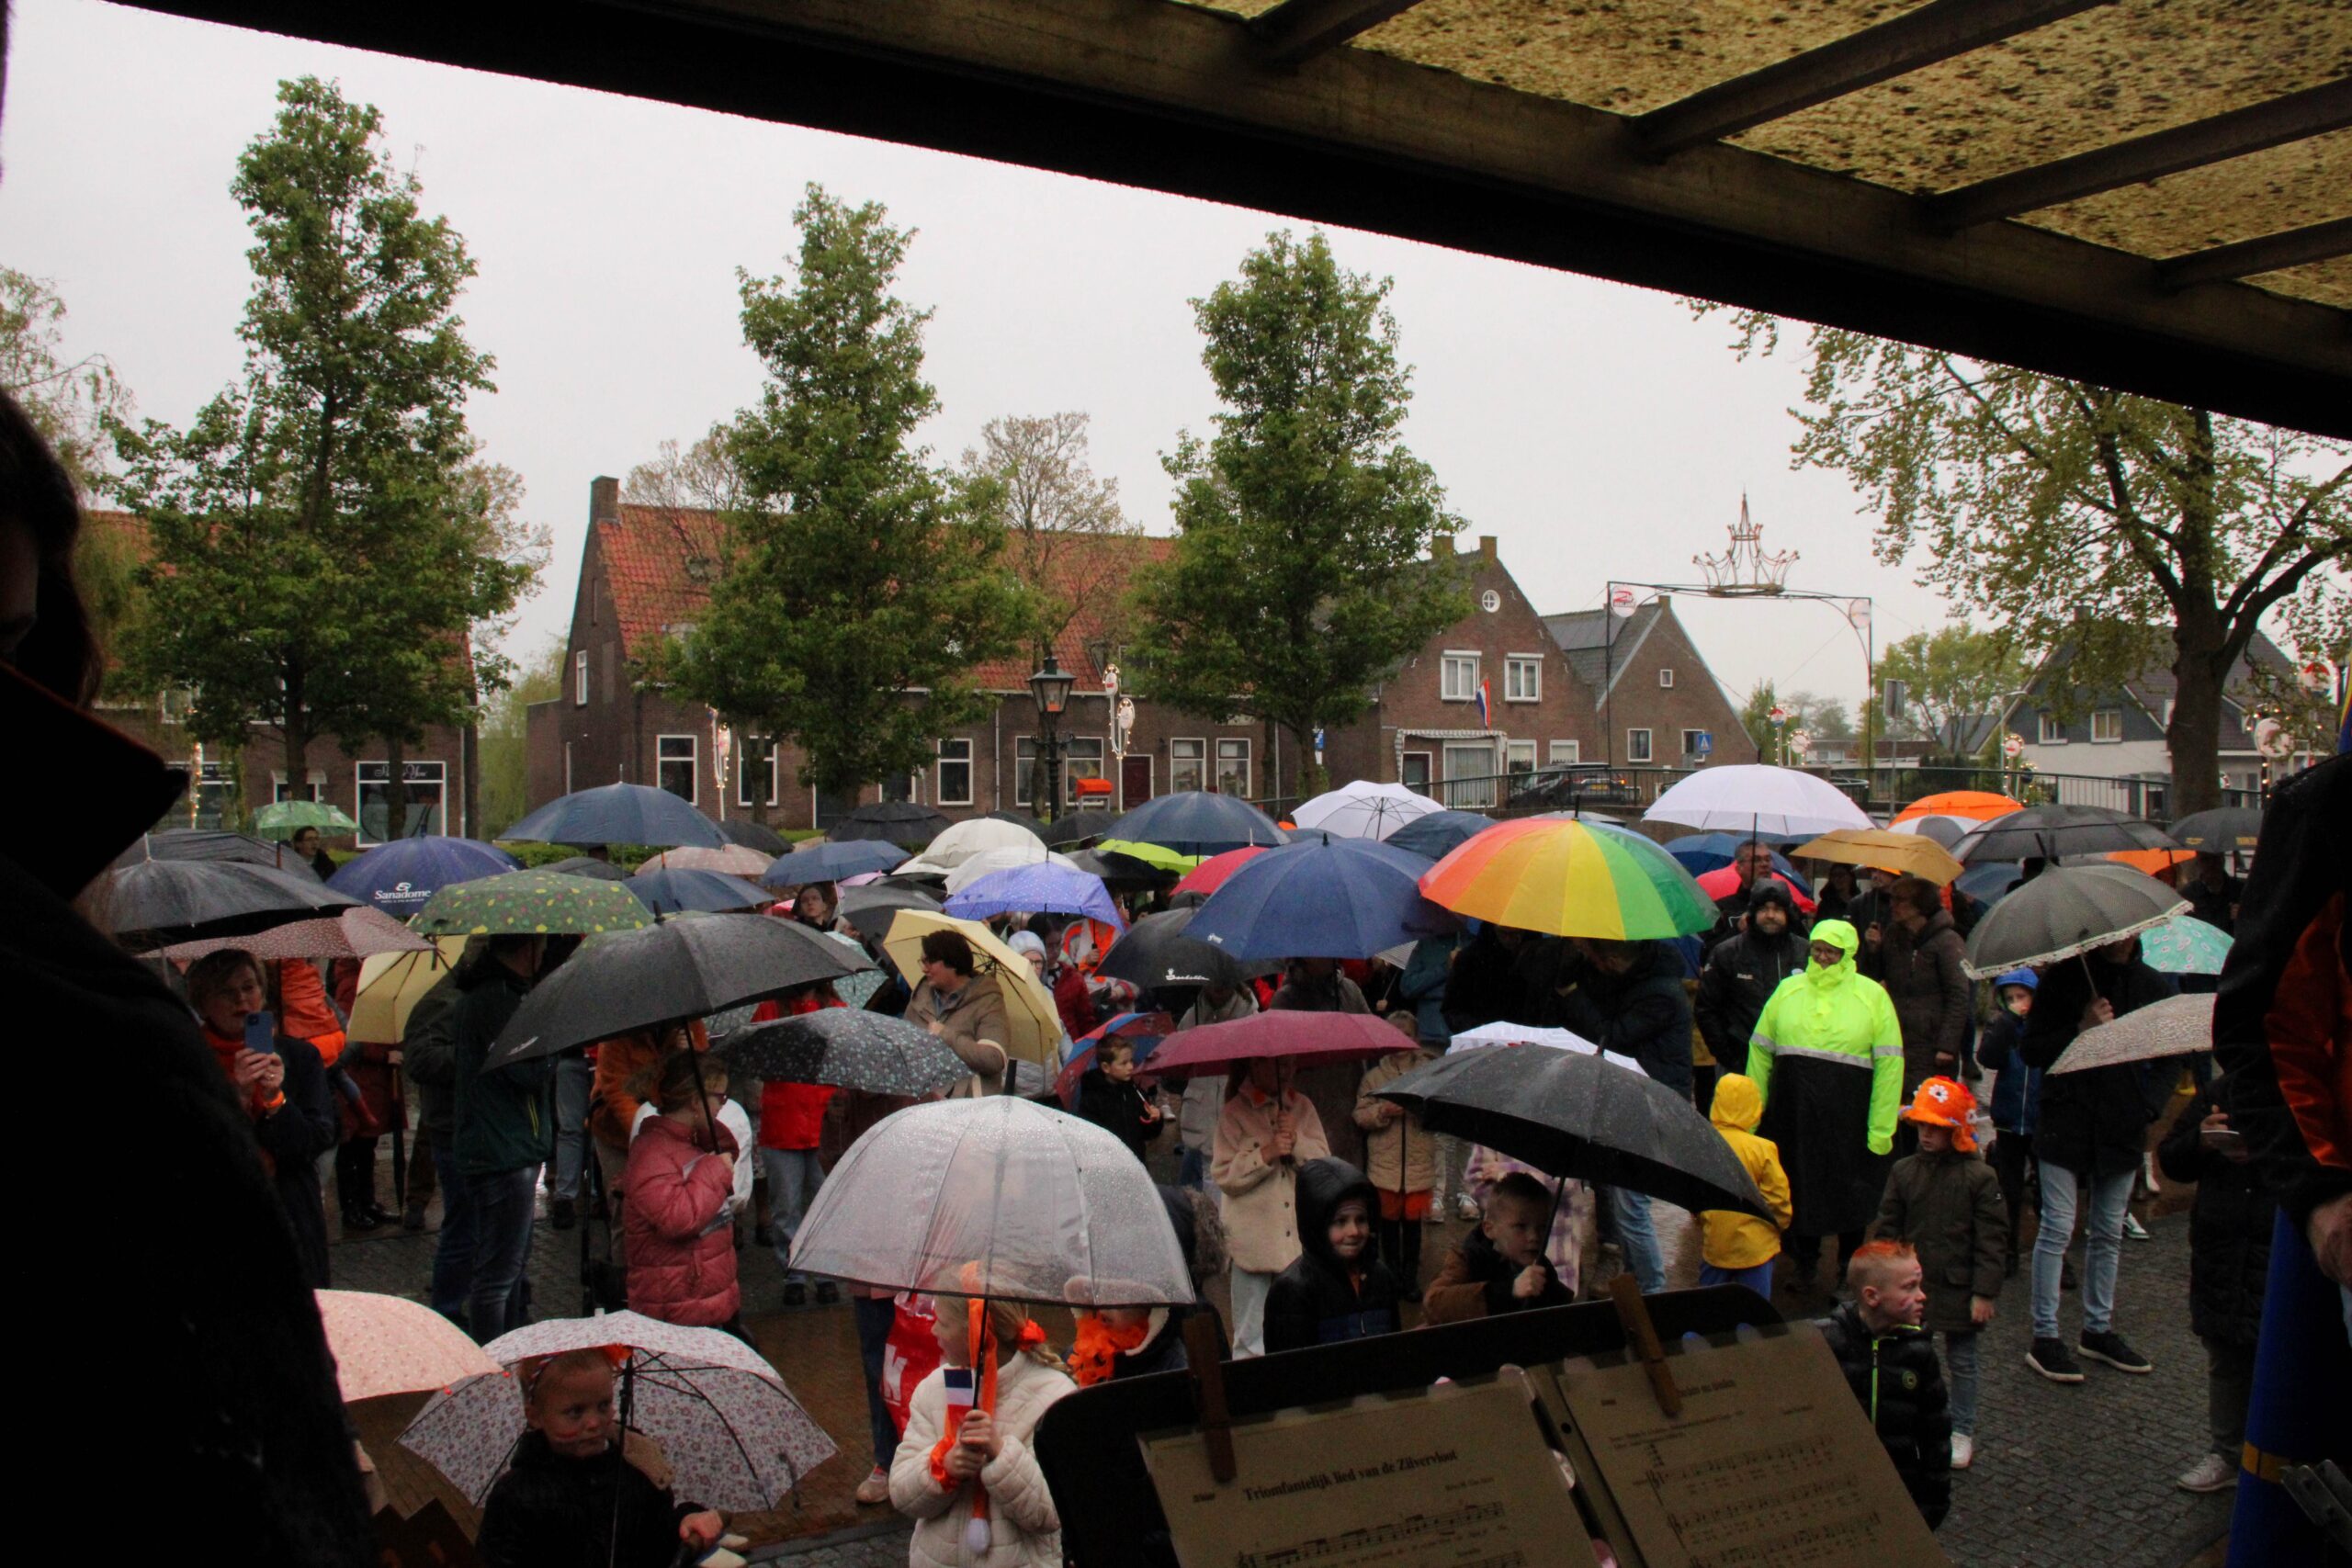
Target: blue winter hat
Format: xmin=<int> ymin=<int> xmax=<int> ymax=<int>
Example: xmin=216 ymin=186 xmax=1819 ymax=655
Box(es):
xmin=1993 ymin=968 xmax=2039 ymax=992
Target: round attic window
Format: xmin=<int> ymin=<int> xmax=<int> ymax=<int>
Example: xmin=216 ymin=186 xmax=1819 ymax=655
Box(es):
xmin=1480 ymin=590 xmax=1501 ymax=613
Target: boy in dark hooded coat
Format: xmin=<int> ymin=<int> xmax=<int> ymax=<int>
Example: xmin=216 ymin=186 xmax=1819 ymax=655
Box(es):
xmin=1263 ymin=1159 xmax=1404 ymax=1353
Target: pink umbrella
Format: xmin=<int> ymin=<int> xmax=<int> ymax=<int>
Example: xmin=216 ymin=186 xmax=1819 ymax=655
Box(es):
xmin=645 ymin=844 xmax=774 ymax=876
xmin=1144 ymin=1009 xmax=1404 ymax=1079
xmin=314 ymin=1290 xmax=500 ymax=1404
xmin=159 ymin=905 xmax=435 ymax=963
xmin=1172 ymin=845 xmax=1271 ymax=897
xmin=1693 ymin=865 xmax=1817 ymax=915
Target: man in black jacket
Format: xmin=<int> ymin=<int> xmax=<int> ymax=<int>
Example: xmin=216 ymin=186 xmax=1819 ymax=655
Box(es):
xmin=1815 ymin=1240 xmax=1952 ymax=1529
xmin=2156 ymin=1079 xmax=2275 ymax=1494
xmin=1555 ymin=938 xmax=1693 ymax=1294
xmin=1696 ymin=879 xmax=1807 ymax=1107
xmin=1263 ymin=1159 xmax=1404 ymax=1353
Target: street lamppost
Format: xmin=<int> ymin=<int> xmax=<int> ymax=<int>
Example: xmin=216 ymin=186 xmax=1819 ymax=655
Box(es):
xmin=1028 ymin=652 xmax=1076 ymax=824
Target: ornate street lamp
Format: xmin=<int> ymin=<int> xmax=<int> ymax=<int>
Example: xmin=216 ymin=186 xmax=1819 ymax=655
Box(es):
xmin=1029 ymin=652 xmax=1076 ymax=823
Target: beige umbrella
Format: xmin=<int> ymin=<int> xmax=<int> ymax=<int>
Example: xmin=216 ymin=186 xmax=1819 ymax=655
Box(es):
xmin=644 ymin=843 xmax=774 ymax=876
xmin=1792 ymin=828 xmax=1965 ymax=886
xmin=2049 ymin=992 xmax=2214 ymax=1075
xmin=880 ymin=908 xmax=1065 ymax=1064
xmin=349 ymin=936 xmax=470 ymax=1045
xmin=315 ymin=1290 xmax=500 ymax=1403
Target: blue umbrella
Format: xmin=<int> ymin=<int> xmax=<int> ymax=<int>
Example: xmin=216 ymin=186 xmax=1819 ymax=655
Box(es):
xmin=1112 ymin=790 xmax=1289 ymax=856
xmin=627 ymin=866 xmax=774 ymax=914
xmin=943 ymin=863 xmax=1125 ymax=929
xmin=1957 ymin=861 xmax=2026 ymax=907
xmin=762 ymin=840 xmax=909 ymax=888
xmin=1384 ymin=809 xmax=1493 ymax=861
xmin=500 ymin=782 xmax=727 ymax=849
xmin=327 ymin=836 xmax=520 ymax=916
xmin=1188 ymin=835 xmax=1454 ymax=960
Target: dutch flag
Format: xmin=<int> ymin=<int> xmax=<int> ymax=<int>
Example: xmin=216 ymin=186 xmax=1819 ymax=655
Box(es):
xmin=1476 ymin=677 xmax=1492 ymax=728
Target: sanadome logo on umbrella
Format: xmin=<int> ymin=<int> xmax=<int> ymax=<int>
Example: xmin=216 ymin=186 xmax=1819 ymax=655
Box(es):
xmin=376 ymin=879 xmax=430 ymax=908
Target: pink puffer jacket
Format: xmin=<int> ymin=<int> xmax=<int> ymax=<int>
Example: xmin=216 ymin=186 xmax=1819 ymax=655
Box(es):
xmin=622 ymin=1114 xmax=741 ymax=1327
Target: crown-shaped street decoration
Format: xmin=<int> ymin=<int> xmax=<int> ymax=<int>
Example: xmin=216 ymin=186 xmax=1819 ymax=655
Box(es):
xmin=1695 ymin=495 xmax=1798 ymax=596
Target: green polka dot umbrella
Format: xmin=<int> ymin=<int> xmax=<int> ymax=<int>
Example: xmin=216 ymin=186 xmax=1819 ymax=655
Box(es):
xmin=409 ymin=869 xmax=653 ymax=936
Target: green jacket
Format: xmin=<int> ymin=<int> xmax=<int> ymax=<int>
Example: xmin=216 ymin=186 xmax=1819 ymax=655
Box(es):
xmin=450 ymin=964 xmax=554 ymax=1178
xmin=1747 ymin=919 xmax=1905 ymax=1156
xmin=1873 ymin=1147 xmax=2007 ymax=1336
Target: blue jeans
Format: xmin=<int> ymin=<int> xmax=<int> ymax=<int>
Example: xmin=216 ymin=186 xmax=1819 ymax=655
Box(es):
xmin=1944 ymin=1329 xmax=1980 ymax=1436
xmin=468 ymin=1166 xmax=539 ymax=1342
xmin=1699 ymin=1258 xmax=1774 ymax=1298
xmin=1608 ymin=1187 xmax=1666 ymax=1294
xmin=551 ymin=1055 xmax=594 ymax=1201
xmin=1178 ymin=1144 xmax=1209 ymax=1191
xmin=2031 ymin=1162 xmax=2132 ymax=1339
xmin=853 ymin=1295 xmax=899 ymax=1470
xmin=427 ymin=1145 xmax=479 ymax=1323
xmin=762 ymin=1147 xmax=825 ymax=1283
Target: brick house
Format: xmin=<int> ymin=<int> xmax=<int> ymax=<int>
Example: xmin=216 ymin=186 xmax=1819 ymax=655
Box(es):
xmin=1542 ymin=596 xmax=1758 ymax=770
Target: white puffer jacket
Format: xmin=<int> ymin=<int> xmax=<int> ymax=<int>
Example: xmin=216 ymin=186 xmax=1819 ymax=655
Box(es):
xmin=889 ymin=1352 xmax=1076 ymax=1568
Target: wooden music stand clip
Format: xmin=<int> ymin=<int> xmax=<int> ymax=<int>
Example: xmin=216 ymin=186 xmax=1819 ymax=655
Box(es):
xmin=1608 ymin=1274 xmax=1682 ymax=1417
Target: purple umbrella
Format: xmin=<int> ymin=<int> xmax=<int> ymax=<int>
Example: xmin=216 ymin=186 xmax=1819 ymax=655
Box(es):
xmin=943 ymin=862 xmax=1124 ymax=930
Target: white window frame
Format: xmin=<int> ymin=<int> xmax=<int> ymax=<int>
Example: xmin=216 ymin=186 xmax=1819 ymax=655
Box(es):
xmin=356 ymin=761 xmax=447 ymax=845
xmin=2039 ymin=712 xmax=2067 ymax=744
xmin=1503 ymin=654 xmax=1543 ymax=704
xmin=737 ymin=742 xmax=780 ymax=807
xmin=1658 ymin=668 xmax=1675 ymax=689
xmin=1506 ymin=739 xmax=1537 ymax=773
xmin=935 ymin=739 xmax=974 ymax=807
xmin=1215 ymin=737 xmax=1251 ymax=798
xmin=2091 ymin=708 xmax=2124 ymax=743
xmin=1170 ymin=737 xmax=1207 ymax=795
xmin=656 ymin=734 xmax=698 ymax=804
xmin=271 ymin=770 xmax=326 ymax=804
xmin=1401 ymin=750 xmax=1433 ymax=794
xmin=1626 ymin=728 xmax=1654 ymax=763
xmin=1549 ymin=739 xmax=1581 ymax=765
xmin=1442 ymin=742 xmax=1497 ymax=808
xmin=574 ymin=649 xmax=588 ymax=705
xmin=1440 ymin=650 xmax=1481 ymax=703
xmin=1681 ymin=729 xmax=1708 ymax=759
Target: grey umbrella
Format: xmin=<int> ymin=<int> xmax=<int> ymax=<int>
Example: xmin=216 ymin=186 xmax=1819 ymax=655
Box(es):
xmin=839 ymin=881 xmax=944 ymax=934
xmin=111 ymin=829 xmax=322 ymax=878
xmin=714 ymin=817 xmax=792 ymax=856
xmin=829 ymin=801 xmax=950 ymax=849
xmin=1097 ymin=906 xmax=1279 ymax=991
xmin=2167 ymin=807 xmax=2263 ymax=852
xmin=714 ymin=1009 xmax=974 ymax=1098
xmin=500 ymin=782 xmax=728 ymax=849
xmin=539 ymin=854 xmax=631 ymax=882
xmin=103 ymin=855 xmax=359 ymax=948
xmin=1961 ymin=863 xmax=2189 ymax=979
xmin=1950 ymin=804 xmax=2180 ymax=863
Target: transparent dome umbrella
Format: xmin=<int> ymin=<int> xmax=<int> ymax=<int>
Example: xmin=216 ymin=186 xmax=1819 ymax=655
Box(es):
xmin=788 ymin=1096 xmax=1194 ymax=1309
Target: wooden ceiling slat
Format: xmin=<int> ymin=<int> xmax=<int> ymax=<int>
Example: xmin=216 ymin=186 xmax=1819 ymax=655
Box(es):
xmin=2160 ymin=217 xmax=2352 ymax=292
xmin=1929 ymin=79 xmax=2352 ymax=231
xmin=1253 ymin=0 xmax=1429 ymax=66
xmin=1633 ymin=0 xmax=2117 ymax=158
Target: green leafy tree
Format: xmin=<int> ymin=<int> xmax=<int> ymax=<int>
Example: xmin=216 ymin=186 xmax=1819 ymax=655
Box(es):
xmin=1129 ymin=231 xmax=1467 ymax=798
xmin=112 ymin=78 xmax=532 ymax=807
xmin=478 ymin=633 xmax=566 ymax=835
xmin=1697 ymin=307 xmax=2350 ymax=813
xmin=1876 ymin=626 xmax=2030 ymax=754
xmin=659 ymin=186 xmax=1028 ymax=808
xmin=1738 ymin=680 xmax=1784 ymax=761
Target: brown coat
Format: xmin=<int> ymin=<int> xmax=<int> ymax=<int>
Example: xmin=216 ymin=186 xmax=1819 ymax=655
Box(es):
xmin=1871 ymin=1146 xmax=2007 ymax=1336
xmin=1352 ymin=1049 xmax=1438 ymax=1195
xmin=1879 ymin=910 xmax=1970 ymax=1091
xmin=904 ymin=974 xmax=1011 ymax=1096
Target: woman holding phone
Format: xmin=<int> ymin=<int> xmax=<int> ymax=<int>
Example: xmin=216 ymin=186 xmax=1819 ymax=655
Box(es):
xmin=185 ymin=948 xmax=341 ymax=1286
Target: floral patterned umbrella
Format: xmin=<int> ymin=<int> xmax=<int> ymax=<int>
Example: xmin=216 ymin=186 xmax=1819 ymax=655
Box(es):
xmin=409 ymin=869 xmax=653 ymax=937
xmin=157 ymin=906 xmax=435 ymax=964
xmin=398 ymin=1312 xmax=836 ymax=1512
xmin=2141 ymin=913 xmax=2234 ymax=975
xmin=314 ymin=1290 xmax=499 ymax=1403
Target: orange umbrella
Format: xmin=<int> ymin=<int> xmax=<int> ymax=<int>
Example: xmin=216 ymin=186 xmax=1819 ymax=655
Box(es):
xmin=1892 ymin=790 xmax=2025 ymax=825
xmin=2107 ymin=847 xmax=2197 ymax=877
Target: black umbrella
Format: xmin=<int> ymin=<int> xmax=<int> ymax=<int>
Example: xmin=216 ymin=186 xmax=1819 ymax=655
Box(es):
xmin=539 ymin=854 xmax=631 ymax=882
xmin=713 ymin=818 xmax=791 ymax=856
xmin=2167 ymin=807 xmax=2263 ymax=852
xmin=983 ymin=810 xmax=1053 ymax=839
xmin=1097 ymin=907 xmax=1279 ymax=990
xmin=1043 ymin=811 xmax=1121 ymax=847
xmin=103 ymin=855 xmax=359 ymax=948
xmin=1373 ymin=1046 xmax=1770 ymax=1218
xmin=713 ymin=1009 xmax=973 ymax=1098
xmin=501 ymin=782 xmax=728 ymax=850
xmin=838 ymin=881 xmax=944 ymax=934
xmin=829 ymin=801 xmax=950 ymax=849
xmin=1066 ymin=847 xmax=1176 ymax=894
xmin=485 ymin=915 xmax=875 ymax=1067
xmin=1950 ymin=804 xmax=2180 ymax=863
xmin=1960 ymin=863 xmax=2188 ymax=979
xmin=112 ymin=829 xmax=322 ymax=878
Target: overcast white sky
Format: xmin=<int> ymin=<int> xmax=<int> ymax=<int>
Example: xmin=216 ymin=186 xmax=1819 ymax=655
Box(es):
xmin=2 ymin=0 xmax=1962 ymax=715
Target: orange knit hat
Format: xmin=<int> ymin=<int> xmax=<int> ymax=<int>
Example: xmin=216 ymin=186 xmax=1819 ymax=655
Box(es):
xmin=1901 ymin=1076 xmax=1977 ymax=1151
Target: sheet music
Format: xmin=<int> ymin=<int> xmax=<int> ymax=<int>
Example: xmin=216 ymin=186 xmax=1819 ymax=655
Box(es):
xmin=1141 ymin=1371 xmax=1600 ymax=1568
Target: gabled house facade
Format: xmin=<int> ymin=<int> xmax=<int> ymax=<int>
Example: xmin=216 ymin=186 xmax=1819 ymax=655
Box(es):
xmin=1541 ymin=596 xmax=1758 ymax=770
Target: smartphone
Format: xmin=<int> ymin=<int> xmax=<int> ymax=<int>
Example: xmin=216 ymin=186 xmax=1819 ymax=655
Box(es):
xmin=243 ymin=1010 xmax=277 ymax=1057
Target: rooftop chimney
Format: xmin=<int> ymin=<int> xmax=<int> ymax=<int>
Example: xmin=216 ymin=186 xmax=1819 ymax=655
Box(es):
xmin=589 ymin=476 xmax=620 ymax=525
xmin=1478 ymin=535 xmax=1498 ymax=563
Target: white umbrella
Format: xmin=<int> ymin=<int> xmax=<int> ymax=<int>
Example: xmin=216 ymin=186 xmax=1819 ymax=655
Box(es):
xmin=941 ymin=843 xmax=1080 ymax=894
xmin=1442 ymin=1020 xmax=1644 ymax=1074
xmin=1643 ymin=763 xmax=1872 ymax=839
xmin=900 ymin=818 xmax=1048 ymax=876
xmin=2050 ymin=992 xmax=2214 ymax=1075
xmin=1289 ymin=780 xmax=1443 ymax=841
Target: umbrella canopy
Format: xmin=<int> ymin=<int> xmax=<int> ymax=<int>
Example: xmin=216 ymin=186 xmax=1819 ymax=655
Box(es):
xmin=944 ymin=862 xmax=1125 ymax=928
xmin=1663 ymin=831 xmax=1802 ymax=873
xmin=715 ymin=1008 xmax=975 ymax=1098
xmin=880 ymin=909 xmax=1066 ymax=1064
xmin=643 ymin=843 xmax=775 ymax=876
xmin=2168 ymin=807 xmax=2263 ymax=852
xmin=1055 ymin=1011 xmax=1174 ymax=1106
xmin=1187 ymin=836 xmax=1454 ymax=961
xmin=1110 ymin=790 xmax=1289 ymax=855
xmin=1043 ymin=811 xmax=1121 ymax=847
xmin=1956 ymin=861 xmax=2026 ymax=907
xmin=537 ymin=854 xmax=630 ymax=882
xmin=1143 ymin=1008 xmax=1406 ymax=1079
xmin=1171 ymin=845 xmax=1272 ymax=897
xmin=400 ymin=1312 xmax=836 ymax=1512
xmin=410 ymin=869 xmax=653 ymax=938
xmin=350 ymin=937 xmax=469 ymax=1045
xmin=712 ymin=817 xmax=790 ymax=855
xmin=112 ymin=829 xmax=321 ymax=876
xmin=2050 ymin=992 xmax=2214 ymax=1075
xmin=102 ymin=855 xmax=359 ymax=948
xmin=1373 ymin=1045 xmax=1770 ymax=1217
xmin=789 ymin=1096 xmax=1193 ymax=1306
xmin=829 ymin=800 xmax=951 ymax=849
xmin=1382 ymin=809 xmax=1494 ymax=861
xmin=1643 ymin=764 xmax=1872 ymax=838
xmin=1093 ymin=838 xmax=1204 ymax=874
xmin=626 ymin=866 xmax=774 ymax=914
xmin=487 ymin=915 xmax=874 ymax=1066
xmin=1961 ymin=863 xmax=2189 ymax=979
xmin=763 ymin=840 xmax=909 ymax=888
xmin=899 ymin=817 xmax=1048 ymax=875
xmin=839 ymin=880 xmax=944 ymax=935
xmin=943 ymin=843 xmax=1080 ymax=894
xmin=1892 ymin=790 xmax=2025 ymax=826
xmin=1885 ymin=815 xmax=1969 ymax=847
xmin=1692 ymin=864 xmax=1818 ymax=914
xmin=1442 ymin=1020 xmax=1642 ymax=1072
xmin=1287 ymin=780 xmax=1443 ymax=840
xmin=1792 ymin=829 xmax=1965 ymax=886
xmin=1418 ymin=818 xmax=1716 ymax=940
xmin=328 ymin=836 xmax=520 ymax=916
xmin=1950 ymin=804 xmax=2182 ymax=863
xmin=1096 ymin=906 xmax=1281 ymax=991
xmin=2141 ymin=914 xmax=2234 ymax=976
xmin=500 ymin=782 xmax=728 ymax=849
xmin=314 ymin=1289 xmax=498 ymax=1403
xmin=157 ymin=905 xmax=435 ymax=964
xmin=2099 ymin=847 xmax=2198 ymax=878
xmin=252 ymin=798 xmax=362 ymax=838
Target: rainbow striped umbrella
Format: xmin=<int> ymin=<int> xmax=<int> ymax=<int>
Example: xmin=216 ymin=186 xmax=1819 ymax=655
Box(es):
xmin=1417 ymin=818 xmax=1716 ymax=940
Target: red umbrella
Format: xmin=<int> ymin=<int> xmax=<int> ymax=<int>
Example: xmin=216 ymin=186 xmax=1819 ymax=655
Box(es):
xmin=1693 ymin=865 xmax=1816 ymax=915
xmin=1143 ymin=1009 xmax=1404 ymax=1080
xmin=1172 ymin=845 xmax=1272 ymax=897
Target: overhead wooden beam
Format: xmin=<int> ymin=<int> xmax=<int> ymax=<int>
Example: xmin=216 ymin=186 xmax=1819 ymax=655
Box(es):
xmin=1252 ymin=0 xmax=1428 ymax=67
xmin=2159 ymin=218 xmax=2352 ymax=291
xmin=1929 ymin=79 xmax=2352 ymax=231
xmin=1634 ymin=0 xmax=2115 ymax=157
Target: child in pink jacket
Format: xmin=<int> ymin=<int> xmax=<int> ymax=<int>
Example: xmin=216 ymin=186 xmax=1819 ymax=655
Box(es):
xmin=623 ymin=1052 xmax=741 ymax=1330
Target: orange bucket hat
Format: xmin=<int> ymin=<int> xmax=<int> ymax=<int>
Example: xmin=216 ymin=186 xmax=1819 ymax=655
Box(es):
xmin=1901 ymin=1075 xmax=1977 ymax=1151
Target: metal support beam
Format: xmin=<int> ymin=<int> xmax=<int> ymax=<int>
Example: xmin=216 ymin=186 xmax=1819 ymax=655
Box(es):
xmin=1252 ymin=0 xmax=1427 ymax=67
xmin=2159 ymin=217 xmax=2352 ymax=291
xmin=1634 ymin=0 xmax=2114 ymax=157
xmin=1929 ymin=79 xmax=2352 ymax=231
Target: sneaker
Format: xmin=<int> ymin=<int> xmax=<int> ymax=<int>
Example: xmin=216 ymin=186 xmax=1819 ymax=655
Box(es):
xmin=2122 ymin=1212 xmax=2150 ymax=1241
xmin=854 ymin=1466 xmax=891 ymax=1506
xmin=1454 ymin=1193 xmax=1480 ymax=1222
xmin=2028 ymin=1337 xmax=2086 ymax=1383
xmin=1951 ymin=1434 xmax=1974 ymax=1470
xmin=2177 ymin=1454 xmax=2237 ymax=1493
xmin=2079 ymin=1329 xmax=2153 ymax=1373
